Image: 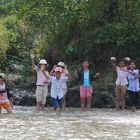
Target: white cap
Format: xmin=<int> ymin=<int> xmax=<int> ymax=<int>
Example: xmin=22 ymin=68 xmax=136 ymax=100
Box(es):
xmin=124 ymin=57 xmax=131 ymax=61
xmin=111 ymin=57 xmax=116 ymax=61
xmin=39 ymin=59 xmax=47 ymax=65
xmin=58 ymin=62 xmax=65 ymax=67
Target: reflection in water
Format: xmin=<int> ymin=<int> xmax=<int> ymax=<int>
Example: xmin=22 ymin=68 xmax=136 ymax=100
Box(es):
xmin=0 ymin=107 xmax=140 ymax=140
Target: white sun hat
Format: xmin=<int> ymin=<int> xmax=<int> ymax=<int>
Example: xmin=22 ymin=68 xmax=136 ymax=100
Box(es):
xmin=58 ymin=62 xmax=65 ymax=67
xmin=0 ymin=73 xmax=6 ymax=79
xmin=124 ymin=57 xmax=131 ymax=61
xmin=111 ymin=57 xmax=116 ymax=61
xmin=39 ymin=59 xmax=47 ymax=65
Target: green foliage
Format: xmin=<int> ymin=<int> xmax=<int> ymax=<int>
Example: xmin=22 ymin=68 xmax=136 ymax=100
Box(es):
xmin=0 ymin=0 xmax=140 ymax=71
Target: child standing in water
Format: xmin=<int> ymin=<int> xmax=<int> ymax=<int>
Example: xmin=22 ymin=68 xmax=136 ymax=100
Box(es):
xmin=0 ymin=73 xmax=12 ymax=113
xmin=77 ymin=61 xmax=100 ymax=111
xmin=43 ymin=66 xmax=71 ymax=116
xmin=31 ymin=54 xmax=49 ymax=111
xmin=57 ymin=62 xmax=70 ymax=110
xmin=127 ymin=60 xmax=140 ymax=112
xmin=111 ymin=57 xmax=130 ymax=110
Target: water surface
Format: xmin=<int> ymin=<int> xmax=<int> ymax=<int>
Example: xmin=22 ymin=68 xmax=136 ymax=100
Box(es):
xmin=0 ymin=107 xmax=140 ymax=140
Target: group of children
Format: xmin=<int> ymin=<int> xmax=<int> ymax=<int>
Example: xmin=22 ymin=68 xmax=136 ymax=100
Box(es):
xmin=111 ymin=57 xmax=140 ymax=112
xmin=0 ymin=55 xmax=140 ymax=115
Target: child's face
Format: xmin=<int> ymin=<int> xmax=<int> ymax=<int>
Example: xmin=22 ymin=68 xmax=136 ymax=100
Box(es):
xmin=0 ymin=77 xmax=4 ymax=84
xmin=129 ymin=62 xmax=136 ymax=70
xmin=118 ymin=61 xmax=125 ymax=68
xmin=55 ymin=71 xmax=61 ymax=79
xmin=40 ymin=64 xmax=46 ymax=70
xmin=58 ymin=65 xmax=64 ymax=71
xmin=83 ymin=62 xmax=89 ymax=69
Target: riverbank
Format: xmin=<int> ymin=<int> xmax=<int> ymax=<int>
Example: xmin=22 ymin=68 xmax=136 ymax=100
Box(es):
xmin=8 ymin=70 xmax=133 ymax=108
xmin=11 ymin=85 xmax=132 ymax=108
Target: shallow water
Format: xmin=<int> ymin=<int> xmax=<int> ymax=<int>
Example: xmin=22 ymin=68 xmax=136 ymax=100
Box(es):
xmin=0 ymin=107 xmax=140 ymax=140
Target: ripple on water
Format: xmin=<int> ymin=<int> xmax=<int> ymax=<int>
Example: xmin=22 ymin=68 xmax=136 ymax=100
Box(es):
xmin=1 ymin=107 xmax=140 ymax=140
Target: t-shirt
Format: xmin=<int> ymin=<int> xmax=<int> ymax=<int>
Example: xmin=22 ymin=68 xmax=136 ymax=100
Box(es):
xmin=34 ymin=65 xmax=49 ymax=86
xmin=83 ymin=71 xmax=91 ymax=87
xmin=49 ymin=76 xmax=68 ymax=99
xmin=127 ymin=69 xmax=140 ymax=92
xmin=0 ymin=83 xmax=9 ymax=102
xmin=115 ymin=66 xmax=128 ymax=86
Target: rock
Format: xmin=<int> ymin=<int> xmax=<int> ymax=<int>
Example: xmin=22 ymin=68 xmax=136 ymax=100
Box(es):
xmin=10 ymin=86 xmax=133 ymax=108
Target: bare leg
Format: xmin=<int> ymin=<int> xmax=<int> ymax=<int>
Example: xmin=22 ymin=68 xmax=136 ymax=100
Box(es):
xmin=120 ymin=86 xmax=126 ymax=110
xmin=41 ymin=104 xmax=45 ymax=111
xmin=81 ymin=98 xmax=85 ymax=111
xmin=37 ymin=102 xmax=41 ymax=111
xmin=56 ymin=107 xmax=61 ymax=116
xmin=87 ymin=97 xmax=91 ymax=111
xmin=115 ymin=86 xmax=121 ymax=110
xmin=6 ymin=107 xmax=12 ymax=113
xmin=62 ymin=95 xmax=66 ymax=110
xmin=132 ymin=106 xmax=136 ymax=112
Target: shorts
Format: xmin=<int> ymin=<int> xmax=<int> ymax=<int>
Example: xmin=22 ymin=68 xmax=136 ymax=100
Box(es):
xmin=63 ymin=88 xmax=67 ymax=96
xmin=52 ymin=97 xmax=63 ymax=109
xmin=128 ymin=91 xmax=139 ymax=107
xmin=36 ymin=85 xmax=48 ymax=104
xmin=0 ymin=101 xmax=11 ymax=109
xmin=80 ymin=86 xmax=93 ymax=99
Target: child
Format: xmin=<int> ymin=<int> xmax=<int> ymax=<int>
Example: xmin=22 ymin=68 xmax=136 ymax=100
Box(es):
xmin=127 ymin=60 xmax=140 ymax=112
xmin=0 ymin=73 xmax=12 ymax=113
xmin=77 ymin=61 xmax=100 ymax=111
xmin=57 ymin=62 xmax=71 ymax=110
xmin=31 ymin=54 xmax=49 ymax=111
xmin=111 ymin=57 xmax=130 ymax=110
xmin=43 ymin=66 xmax=71 ymax=116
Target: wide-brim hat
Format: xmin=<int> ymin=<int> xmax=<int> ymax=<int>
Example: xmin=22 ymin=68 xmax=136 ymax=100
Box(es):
xmin=0 ymin=73 xmax=6 ymax=79
xmin=39 ymin=59 xmax=48 ymax=65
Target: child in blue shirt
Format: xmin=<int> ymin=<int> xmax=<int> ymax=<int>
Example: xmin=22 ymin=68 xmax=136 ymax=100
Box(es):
xmin=127 ymin=60 xmax=140 ymax=112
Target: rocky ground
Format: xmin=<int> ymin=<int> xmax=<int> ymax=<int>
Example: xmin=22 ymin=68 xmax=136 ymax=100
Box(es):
xmin=11 ymin=85 xmax=132 ymax=108
xmin=8 ymin=70 xmax=133 ymax=108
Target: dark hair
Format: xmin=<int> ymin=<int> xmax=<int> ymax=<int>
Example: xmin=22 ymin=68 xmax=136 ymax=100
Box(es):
xmin=128 ymin=60 xmax=136 ymax=65
xmin=119 ymin=59 xmax=125 ymax=63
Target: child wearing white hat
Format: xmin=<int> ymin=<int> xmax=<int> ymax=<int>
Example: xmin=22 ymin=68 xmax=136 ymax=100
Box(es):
xmin=57 ymin=62 xmax=71 ymax=110
xmin=31 ymin=54 xmax=49 ymax=111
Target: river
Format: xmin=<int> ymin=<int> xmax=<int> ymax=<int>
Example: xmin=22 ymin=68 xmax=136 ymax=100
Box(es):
xmin=0 ymin=107 xmax=140 ymax=140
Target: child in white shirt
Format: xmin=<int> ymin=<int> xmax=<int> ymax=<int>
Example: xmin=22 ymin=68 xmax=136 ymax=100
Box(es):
xmin=43 ymin=67 xmax=71 ymax=115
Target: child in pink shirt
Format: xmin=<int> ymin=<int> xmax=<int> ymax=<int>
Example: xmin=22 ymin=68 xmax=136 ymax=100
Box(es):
xmin=0 ymin=73 xmax=12 ymax=113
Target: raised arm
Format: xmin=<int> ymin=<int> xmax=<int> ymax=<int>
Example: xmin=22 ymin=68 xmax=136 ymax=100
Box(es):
xmin=65 ymin=73 xmax=72 ymax=80
xmin=50 ymin=65 xmax=57 ymax=76
xmin=94 ymin=72 xmax=100 ymax=80
xmin=42 ymin=70 xmax=49 ymax=79
xmin=31 ymin=54 xmax=36 ymax=69
xmin=64 ymin=66 xmax=72 ymax=80
xmin=110 ymin=57 xmax=117 ymax=71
